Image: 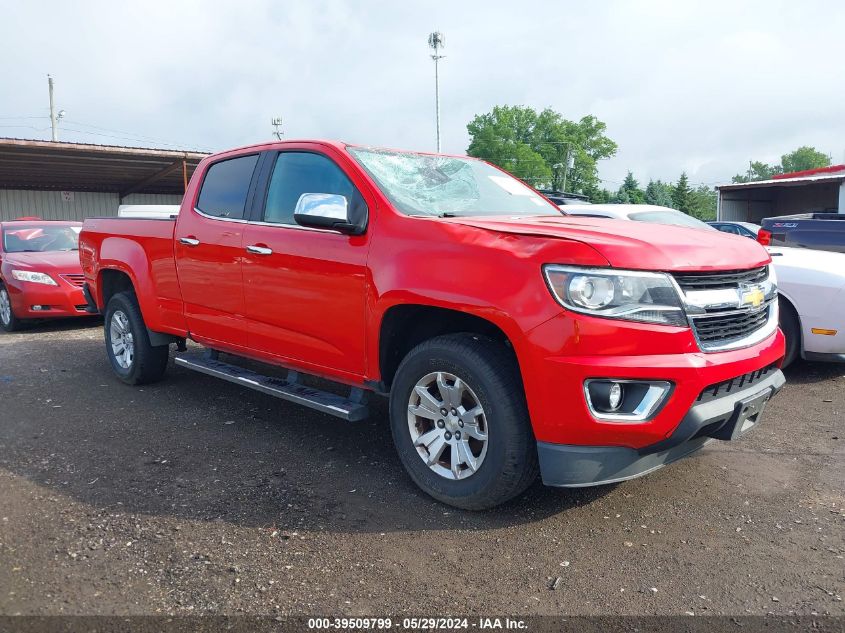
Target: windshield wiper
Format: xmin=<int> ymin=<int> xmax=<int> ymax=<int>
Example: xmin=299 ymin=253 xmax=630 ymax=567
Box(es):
xmin=437 ymin=212 xmax=462 ymax=218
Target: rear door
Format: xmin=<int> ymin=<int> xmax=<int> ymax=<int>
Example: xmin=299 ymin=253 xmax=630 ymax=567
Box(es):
xmin=241 ymin=146 xmax=371 ymax=379
xmin=175 ymin=153 xmax=261 ymax=349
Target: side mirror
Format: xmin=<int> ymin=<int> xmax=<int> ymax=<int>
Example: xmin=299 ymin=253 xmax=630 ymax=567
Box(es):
xmin=294 ymin=193 xmax=361 ymax=234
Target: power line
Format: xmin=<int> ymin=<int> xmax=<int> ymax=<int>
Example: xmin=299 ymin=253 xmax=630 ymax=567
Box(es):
xmin=63 ymin=119 xmax=212 ymax=151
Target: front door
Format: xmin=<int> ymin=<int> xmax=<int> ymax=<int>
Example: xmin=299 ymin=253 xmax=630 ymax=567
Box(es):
xmin=175 ymin=153 xmax=260 ymax=349
xmin=242 ymin=148 xmax=370 ymax=379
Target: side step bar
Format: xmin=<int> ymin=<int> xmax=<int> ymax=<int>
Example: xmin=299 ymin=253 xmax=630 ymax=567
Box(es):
xmin=174 ymin=353 xmax=370 ymax=422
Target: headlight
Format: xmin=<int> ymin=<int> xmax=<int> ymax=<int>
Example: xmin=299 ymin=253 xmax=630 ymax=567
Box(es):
xmin=11 ymin=270 xmax=58 ymax=286
xmin=543 ymin=265 xmax=687 ymax=326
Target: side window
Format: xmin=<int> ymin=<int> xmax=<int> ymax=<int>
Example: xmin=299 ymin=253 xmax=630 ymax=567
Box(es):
xmin=263 ymin=152 xmax=356 ymax=225
xmin=196 ymin=154 xmax=259 ymax=219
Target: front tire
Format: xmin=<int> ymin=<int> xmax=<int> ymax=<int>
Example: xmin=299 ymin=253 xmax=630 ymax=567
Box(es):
xmin=779 ymin=297 xmax=800 ymax=368
xmin=104 ymin=291 xmax=169 ymax=385
xmin=0 ymin=284 xmax=23 ymax=332
xmin=389 ymin=333 xmax=538 ymax=510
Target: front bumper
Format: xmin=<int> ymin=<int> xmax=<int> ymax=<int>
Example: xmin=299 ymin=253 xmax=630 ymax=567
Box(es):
xmin=537 ymin=367 xmax=785 ymax=487
xmin=521 ymin=313 xmax=786 ymax=448
xmin=6 ymin=278 xmax=89 ymax=319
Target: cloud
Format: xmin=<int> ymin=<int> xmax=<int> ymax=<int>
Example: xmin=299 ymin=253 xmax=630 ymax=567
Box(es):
xmin=1 ymin=0 xmax=842 ymax=187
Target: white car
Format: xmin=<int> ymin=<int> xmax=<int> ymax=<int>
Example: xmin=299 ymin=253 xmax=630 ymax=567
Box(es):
xmin=767 ymin=246 xmax=845 ymax=365
xmin=563 ymin=203 xmax=711 ymax=229
xmin=562 ymin=204 xmax=845 ymax=366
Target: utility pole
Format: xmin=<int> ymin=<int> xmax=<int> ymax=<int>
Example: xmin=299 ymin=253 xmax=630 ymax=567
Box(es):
xmin=271 ymin=117 xmax=284 ymax=140
xmin=562 ymin=147 xmax=575 ymax=193
xmin=428 ymin=31 xmax=445 ymax=153
xmin=48 ymin=74 xmax=58 ymax=142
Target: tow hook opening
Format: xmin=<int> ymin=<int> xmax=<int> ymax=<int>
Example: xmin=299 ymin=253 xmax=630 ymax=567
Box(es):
xmin=584 ymin=379 xmax=672 ymax=422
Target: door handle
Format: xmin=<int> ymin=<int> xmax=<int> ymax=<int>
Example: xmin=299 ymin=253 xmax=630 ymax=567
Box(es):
xmin=246 ymin=245 xmax=273 ymax=255
xmin=179 ymin=237 xmax=200 ymax=247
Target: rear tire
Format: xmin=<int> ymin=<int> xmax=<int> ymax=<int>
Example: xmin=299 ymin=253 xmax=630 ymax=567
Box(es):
xmin=104 ymin=291 xmax=169 ymax=385
xmin=779 ymin=297 xmax=800 ymax=368
xmin=0 ymin=284 xmax=23 ymax=332
xmin=389 ymin=333 xmax=539 ymax=510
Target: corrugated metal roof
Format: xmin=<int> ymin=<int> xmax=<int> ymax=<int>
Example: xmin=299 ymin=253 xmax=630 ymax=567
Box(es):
xmin=717 ymin=173 xmax=845 ymax=191
xmin=0 ymin=137 xmax=210 ymax=195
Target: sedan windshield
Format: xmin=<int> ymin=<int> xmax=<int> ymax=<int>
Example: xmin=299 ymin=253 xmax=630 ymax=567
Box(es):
xmin=348 ymin=147 xmax=559 ymax=217
xmin=629 ymin=210 xmax=713 ymax=231
xmin=2 ymin=225 xmax=80 ymax=252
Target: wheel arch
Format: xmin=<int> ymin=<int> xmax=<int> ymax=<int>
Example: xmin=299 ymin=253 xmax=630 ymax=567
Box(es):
xmin=100 ymin=268 xmax=136 ymax=308
xmin=778 ymin=292 xmax=803 ymax=354
xmin=377 ymin=303 xmax=522 ymax=392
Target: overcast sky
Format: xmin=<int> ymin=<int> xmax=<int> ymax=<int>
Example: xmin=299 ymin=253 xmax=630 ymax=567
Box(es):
xmin=1 ymin=0 xmax=843 ymax=188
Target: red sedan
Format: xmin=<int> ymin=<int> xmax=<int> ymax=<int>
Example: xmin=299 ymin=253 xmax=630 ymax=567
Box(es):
xmin=0 ymin=220 xmax=91 ymax=331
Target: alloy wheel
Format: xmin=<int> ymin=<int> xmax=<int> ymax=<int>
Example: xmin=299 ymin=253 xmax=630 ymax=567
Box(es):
xmin=109 ymin=310 xmax=135 ymax=369
xmin=0 ymin=288 xmax=11 ymax=326
xmin=407 ymin=371 xmax=489 ymax=480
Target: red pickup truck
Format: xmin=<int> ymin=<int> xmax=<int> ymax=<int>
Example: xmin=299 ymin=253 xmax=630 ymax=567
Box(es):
xmin=80 ymin=140 xmax=785 ymax=509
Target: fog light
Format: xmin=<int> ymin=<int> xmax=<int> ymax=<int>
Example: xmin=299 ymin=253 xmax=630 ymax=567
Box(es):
xmin=608 ymin=383 xmax=623 ymax=410
xmin=584 ymin=379 xmax=672 ymax=422
xmin=588 ymin=381 xmax=625 ymax=413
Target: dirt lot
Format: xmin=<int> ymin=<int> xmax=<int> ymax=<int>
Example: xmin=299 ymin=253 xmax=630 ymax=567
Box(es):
xmin=0 ymin=319 xmax=842 ymax=617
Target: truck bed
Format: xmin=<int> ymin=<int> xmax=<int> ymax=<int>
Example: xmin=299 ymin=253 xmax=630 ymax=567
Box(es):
xmin=762 ymin=213 xmax=845 ymax=253
xmin=80 ymin=216 xmax=185 ymax=335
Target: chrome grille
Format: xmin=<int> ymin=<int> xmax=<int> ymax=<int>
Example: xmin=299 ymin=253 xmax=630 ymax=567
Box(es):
xmin=674 ymin=266 xmax=768 ymax=291
xmin=672 ymin=266 xmax=777 ymax=352
xmin=691 ymin=304 xmax=772 ymax=344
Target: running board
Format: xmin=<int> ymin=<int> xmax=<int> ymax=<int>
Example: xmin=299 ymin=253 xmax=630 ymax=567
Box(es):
xmin=174 ymin=353 xmax=370 ymax=422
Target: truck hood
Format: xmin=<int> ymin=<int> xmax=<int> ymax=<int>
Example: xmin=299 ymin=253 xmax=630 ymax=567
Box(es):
xmin=2 ymin=250 xmax=82 ymax=273
xmin=447 ymin=215 xmax=771 ymax=272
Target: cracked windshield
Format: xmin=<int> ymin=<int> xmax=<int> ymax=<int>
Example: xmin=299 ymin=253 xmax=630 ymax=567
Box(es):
xmin=349 ymin=147 xmax=559 ymax=218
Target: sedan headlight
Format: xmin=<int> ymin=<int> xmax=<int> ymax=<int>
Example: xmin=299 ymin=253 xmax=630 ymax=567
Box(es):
xmin=11 ymin=270 xmax=58 ymax=286
xmin=543 ymin=265 xmax=687 ymax=326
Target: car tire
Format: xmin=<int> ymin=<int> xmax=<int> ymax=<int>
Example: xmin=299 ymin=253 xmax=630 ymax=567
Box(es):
xmin=389 ymin=333 xmax=539 ymax=510
xmin=0 ymin=284 xmax=23 ymax=332
xmin=779 ymin=297 xmax=800 ymax=368
xmin=104 ymin=291 xmax=169 ymax=385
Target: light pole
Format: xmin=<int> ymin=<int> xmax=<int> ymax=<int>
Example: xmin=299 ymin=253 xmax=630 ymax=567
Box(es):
xmin=428 ymin=31 xmax=445 ymax=153
xmin=48 ymin=74 xmax=58 ymax=141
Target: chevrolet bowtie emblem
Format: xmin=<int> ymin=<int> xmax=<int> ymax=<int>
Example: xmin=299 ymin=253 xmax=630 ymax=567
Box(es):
xmin=740 ymin=286 xmax=765 ymax=308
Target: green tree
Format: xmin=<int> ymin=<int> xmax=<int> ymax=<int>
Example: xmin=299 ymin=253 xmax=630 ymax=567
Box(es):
xmin=688 ymin=185 xmax=717 ymax=220
xmin=732 ymin=161 xmax=781 ymax=183
xmin=465 ymin=106 xmax=550 ymax=186
xmin=466 ymin=105 xmax=617 ymax=193
xmin=732 ymin=146 xmax=831 ymax=182
xmin=672 ymin=172 xmax=692 ymax=214
xmin=644 ymin=179 xmax=674 ymax=207
xmin=614 ymin=171 xmax=645 ymax=204
xmin=582 ymin=183 xmax=612 ymax=203
xmin=781 ymin=146 xmax=831 ymax=173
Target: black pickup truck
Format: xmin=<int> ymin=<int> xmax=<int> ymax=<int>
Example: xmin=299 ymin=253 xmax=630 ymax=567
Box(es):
xmin=760 ymin=213 xmax=845 ymax=253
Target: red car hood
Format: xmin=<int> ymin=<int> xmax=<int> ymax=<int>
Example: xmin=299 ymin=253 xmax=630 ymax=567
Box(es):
xmin=447 ymin=215 xmax=770 ymax=272
xmin=3 ymin=250 xmax=82 ymax=273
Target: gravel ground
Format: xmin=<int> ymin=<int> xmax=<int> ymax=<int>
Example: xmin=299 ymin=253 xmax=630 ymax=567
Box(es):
xmin=0 ymin=319 xmax=842 ymax=617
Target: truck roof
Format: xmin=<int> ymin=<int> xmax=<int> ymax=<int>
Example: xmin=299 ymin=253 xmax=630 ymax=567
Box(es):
xmin=202 ymin=139 xmax=476 ymax=162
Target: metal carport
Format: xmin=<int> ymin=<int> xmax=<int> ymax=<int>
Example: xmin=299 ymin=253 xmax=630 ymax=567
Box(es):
xmin=0 ymin=138 xmax=209 ymax=221
xmin=717 ymin=165 xmax=845 ymax=223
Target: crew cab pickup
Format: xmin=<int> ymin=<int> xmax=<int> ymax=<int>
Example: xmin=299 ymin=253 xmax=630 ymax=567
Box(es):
xmin=80 ymin=140 xmax=786 ymax=509
xmin=760 ymin=213 xmax=845 ymax=253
